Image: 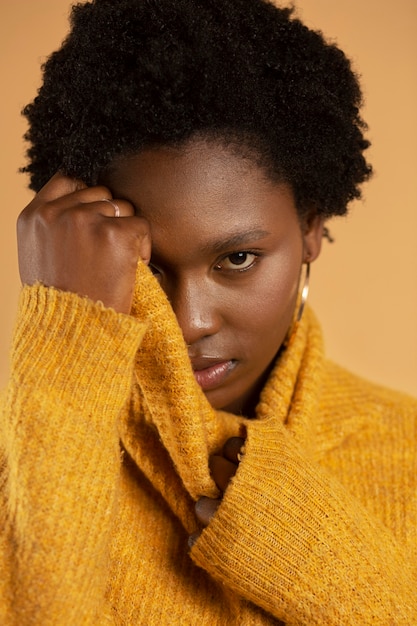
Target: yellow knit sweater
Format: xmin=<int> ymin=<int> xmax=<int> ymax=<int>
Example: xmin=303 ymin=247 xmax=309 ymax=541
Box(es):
xmin=1 ymin=262 xmax=416 ymax=625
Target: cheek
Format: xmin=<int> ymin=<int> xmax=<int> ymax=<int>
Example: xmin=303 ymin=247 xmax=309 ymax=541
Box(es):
xmin=228 ymin=256 xmax=301 ymax=353
xmin=257 ymin=275 xmax=298 ymax=343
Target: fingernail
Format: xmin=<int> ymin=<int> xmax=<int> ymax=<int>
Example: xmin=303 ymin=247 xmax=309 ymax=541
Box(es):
xmin=188 ymin=532 xmax=199 ymax=549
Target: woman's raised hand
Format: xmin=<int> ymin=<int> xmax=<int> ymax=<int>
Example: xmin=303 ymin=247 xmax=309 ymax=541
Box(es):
xmin=17 ymin=173 xmax=151 ymax=314
xmin=189 ymin=436 xmax=246 ymax=546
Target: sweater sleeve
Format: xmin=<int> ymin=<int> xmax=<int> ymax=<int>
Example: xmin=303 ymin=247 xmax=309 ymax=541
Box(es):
xmin=190 ymin=415 xmax=417 ymax=625
xmin=0 ymin=285 xmax=146 ymax=626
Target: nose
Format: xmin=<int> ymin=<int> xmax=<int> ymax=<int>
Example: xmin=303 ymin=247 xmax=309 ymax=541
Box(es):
xmin=167 ymin=276 xmax=222 ymax=346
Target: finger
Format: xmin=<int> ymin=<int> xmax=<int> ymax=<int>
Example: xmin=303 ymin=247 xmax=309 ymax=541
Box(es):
xmin=35 ymin=172 xmax=87 ymax=203
xmin=223 ymin=436 xmax=246 ymax=464
xmin=188 ymin=531 xmax=201 ymax=549
xmin=209 ymin=455 xmax=238 ymax=491
xmin=111 ymin=214 xmax=152 ymax=265
xmin=29 ymin=172 xmax=134 ymax=216
xmin=97 ymin=198 xmax=122 ymax=217
xmin=93 ymin=197 xmax=136 ymax=218
xmin=195 ymin=497 xmax=221 ymax=526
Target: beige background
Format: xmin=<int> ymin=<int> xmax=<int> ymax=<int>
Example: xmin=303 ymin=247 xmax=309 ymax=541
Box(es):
xmin=1 ymin=0 xmax=416 ymax=395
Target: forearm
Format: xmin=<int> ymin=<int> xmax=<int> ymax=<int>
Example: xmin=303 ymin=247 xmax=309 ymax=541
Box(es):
xmin=191 ymin=416 xmax=417 ymax=625
xmin=0 ymin=285 xmax=146 ymax=625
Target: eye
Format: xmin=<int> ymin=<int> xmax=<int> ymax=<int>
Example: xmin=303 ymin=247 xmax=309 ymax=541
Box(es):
xmin=215 ymin=251 xmax=258 ymax=272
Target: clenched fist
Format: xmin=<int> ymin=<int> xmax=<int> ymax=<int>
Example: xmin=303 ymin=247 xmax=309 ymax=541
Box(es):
xmin=17 ymin=173 xmax=151 ymax=313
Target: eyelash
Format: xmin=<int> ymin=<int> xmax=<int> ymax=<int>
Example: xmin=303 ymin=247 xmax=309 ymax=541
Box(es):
xmin=149 ymin=250 xmax=261 ymax=278
xmin=214 ymin=251 xmax=260 ymax=272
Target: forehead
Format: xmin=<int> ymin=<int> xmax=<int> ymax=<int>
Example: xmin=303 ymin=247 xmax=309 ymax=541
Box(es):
xmin=104 ymin=140 xmax=303 ymax=265
xmin=106 ymin=139 xmax=297 ymax=225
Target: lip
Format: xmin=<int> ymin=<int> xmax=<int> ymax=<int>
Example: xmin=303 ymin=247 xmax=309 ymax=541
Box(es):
xmin=190 ymin=357 xmax=236 ymax=391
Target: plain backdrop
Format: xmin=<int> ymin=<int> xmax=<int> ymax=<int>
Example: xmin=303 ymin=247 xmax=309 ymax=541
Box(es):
xmin=1 ymin=0 xmax=416 ymax=395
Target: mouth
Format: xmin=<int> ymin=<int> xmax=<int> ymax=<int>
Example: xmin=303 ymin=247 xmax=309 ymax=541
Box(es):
xmin=190 ymin=357 xmax=237 ymax=391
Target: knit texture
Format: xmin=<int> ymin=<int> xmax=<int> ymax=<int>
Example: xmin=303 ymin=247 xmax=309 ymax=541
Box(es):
xmin=1 ymin=261 xmax=416 ymax=625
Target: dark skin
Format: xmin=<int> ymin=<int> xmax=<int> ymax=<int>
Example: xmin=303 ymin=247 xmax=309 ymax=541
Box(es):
xmin=17 ymin=138 xmax=323 ymax=539
xmin=17 ymin=173 xmax=149 ymax=314
xmin=191 ymin=435 xmax=246 ymax=543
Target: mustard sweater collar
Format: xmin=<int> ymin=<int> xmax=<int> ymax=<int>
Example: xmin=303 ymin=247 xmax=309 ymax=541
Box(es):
xmin=119 ymin=262 xmax=324 ymax=530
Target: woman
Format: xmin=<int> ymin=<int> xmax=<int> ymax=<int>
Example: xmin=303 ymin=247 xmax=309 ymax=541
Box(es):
xmin=1 ymin=0 xmax=416 ymax=623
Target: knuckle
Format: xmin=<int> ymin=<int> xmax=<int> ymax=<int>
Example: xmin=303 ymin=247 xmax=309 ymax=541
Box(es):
xmin=17 ymin=194 xmax=43 ymax=224
xmin=89 ymin=185 xmax=112 ymax=199
xmin=70 ymin=205 xmax=95 ymax=228
xmin=36 ymin=203 xmax=59 ymax=225
xmin=75 ymin=185 xmax=112 ymax=205
xmin=18 ymin=202 xmax=57 ymax=232
xmin=17 ymin=207 xmax=30 ymax=229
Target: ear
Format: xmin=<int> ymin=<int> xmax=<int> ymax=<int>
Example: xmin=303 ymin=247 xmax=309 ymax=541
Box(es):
xmin=301 ymin=214 xmax=325 ymax=263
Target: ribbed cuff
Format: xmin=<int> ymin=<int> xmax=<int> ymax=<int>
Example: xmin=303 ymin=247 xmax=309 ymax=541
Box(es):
xmin=11 ymin=284 xmax=147 ymax=415
xmin=190 ymin=416 xmax=416 ymax=624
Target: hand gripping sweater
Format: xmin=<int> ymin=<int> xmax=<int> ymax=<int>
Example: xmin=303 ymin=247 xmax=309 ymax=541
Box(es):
xmin=1 ymin=261 xmax=416 ymax=625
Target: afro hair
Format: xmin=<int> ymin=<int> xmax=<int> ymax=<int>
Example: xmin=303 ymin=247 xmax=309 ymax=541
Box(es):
xmin=22 ymin=0 xmax=372 ymax=219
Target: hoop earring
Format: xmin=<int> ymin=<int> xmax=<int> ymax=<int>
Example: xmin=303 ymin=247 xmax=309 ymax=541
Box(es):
xmin=296 ymin=261 xmax=310 ymax=323
xmin=282 ymin=262 xmax=310 ymax=350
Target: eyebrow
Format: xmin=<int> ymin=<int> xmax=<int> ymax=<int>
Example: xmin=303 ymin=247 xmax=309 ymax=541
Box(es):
xmin=201 ymin=228 xmax=271 ymax=254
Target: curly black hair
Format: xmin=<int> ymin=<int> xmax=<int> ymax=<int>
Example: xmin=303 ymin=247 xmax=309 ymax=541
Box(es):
xmin=22 ymin=0 xmax=372 ymax=219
